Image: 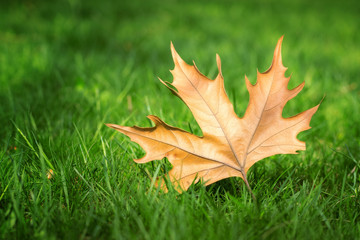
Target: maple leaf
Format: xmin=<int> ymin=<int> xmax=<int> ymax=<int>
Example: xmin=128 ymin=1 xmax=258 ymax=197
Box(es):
xmin=107 ymin=37 xmax=319 ymax=195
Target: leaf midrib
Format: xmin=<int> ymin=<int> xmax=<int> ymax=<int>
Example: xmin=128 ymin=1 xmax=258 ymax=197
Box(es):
xmin=176 ymin=63 xmax=243 ymax=171
xmin=117 ymin=127 xmax=241 ymax=171
xmin=242 ymin=70 xmax=277 ymax=168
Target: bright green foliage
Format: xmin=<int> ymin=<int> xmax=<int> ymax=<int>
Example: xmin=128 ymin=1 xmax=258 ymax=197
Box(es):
xmin=0 ymin=0 xmax=359 ymax=239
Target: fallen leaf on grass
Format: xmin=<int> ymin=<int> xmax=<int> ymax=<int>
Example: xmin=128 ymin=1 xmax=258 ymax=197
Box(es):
xmin=47 ymin=169 xmax=54 ymax=180
xmin=107 ymin=37 xmax=319 ymax=195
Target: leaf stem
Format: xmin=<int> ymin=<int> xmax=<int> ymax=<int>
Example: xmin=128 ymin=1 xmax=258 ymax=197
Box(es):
xmin=241 ymin=171 xmax=257 ymax=204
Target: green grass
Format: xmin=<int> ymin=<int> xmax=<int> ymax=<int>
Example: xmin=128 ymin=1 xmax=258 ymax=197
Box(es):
xmin=1 ymin=0 xmax=359 ymax=239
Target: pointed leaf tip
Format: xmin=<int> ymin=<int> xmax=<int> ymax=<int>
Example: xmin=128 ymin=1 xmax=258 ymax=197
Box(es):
xmin=170 ymin=42 xmax=180 ymax=65
xmin=216 ymin=54 xmax=223 ymax=77
xmin=170 ymin=41 xmax=174 ymax=50
xmin=274 ymin=36 xmax=283 ymax=59
xmin=264 ymin=36 xmax=285 ymax=73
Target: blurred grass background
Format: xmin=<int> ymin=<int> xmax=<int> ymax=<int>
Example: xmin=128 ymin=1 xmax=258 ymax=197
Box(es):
xmin=0 ymin=0 xmax=359 ymax=239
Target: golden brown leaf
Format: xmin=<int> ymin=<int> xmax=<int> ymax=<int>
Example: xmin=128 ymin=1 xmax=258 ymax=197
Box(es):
xmin=107 ymin=37 xmax=319 ymax=193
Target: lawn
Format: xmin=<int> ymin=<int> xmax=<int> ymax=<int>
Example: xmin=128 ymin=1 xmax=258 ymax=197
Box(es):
xmin=1 ymin=0 xmax=359 ymax=239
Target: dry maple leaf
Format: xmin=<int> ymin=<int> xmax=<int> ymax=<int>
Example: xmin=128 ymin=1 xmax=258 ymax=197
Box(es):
xmin=107 ymin=37 xmax=319 ymax=195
